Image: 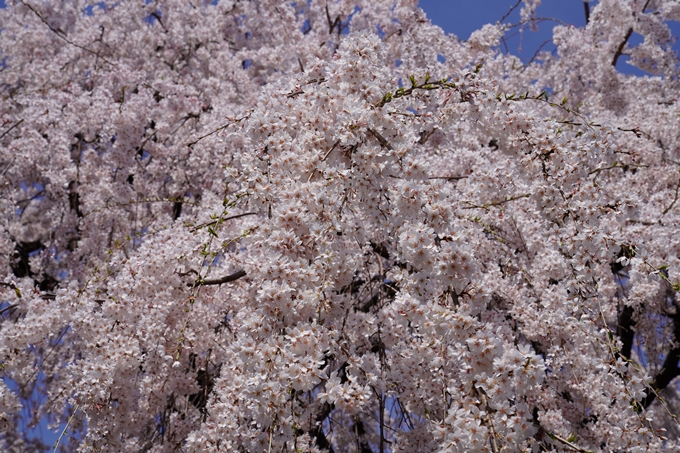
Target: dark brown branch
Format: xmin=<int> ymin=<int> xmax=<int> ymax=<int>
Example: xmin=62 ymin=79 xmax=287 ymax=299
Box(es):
xmin=190 ymin=212 xmax=259 ymax=232
xmin=0 ymin=304 xmax=18 ymax=316
xmin=498 ymin=0 xmax=522 ymax=24
xmin=418 ymin=129 xmax=434 ymax=145
xmin=186 ymin=114 xmax=249 ymax=148
xmin=544 ymin=428 xmax=594 ymax=452
xmin=583 ymin=1 xmax=590 ymax=24
xmin=367 ymin=128 xmax=393 ymax=150
xmin=616 ymin=305 xmax=635 ymax=360
xmin=322 ymin=140 xmax=341 ymax=162
xmin=462 ymin=193 xmax=530 ymax=210
xmin=525 ymin=38 xmax=552 ymax=67
xmin=643 ymin=292 xmax=680 ymax=408
xmin=428 ymin=175 xmax=468 ymax=182
xmin=612 ymin=28 xmax=633 ymax=67
xmin=643 ymin=356 xmax=680 ymax=409
xmin=612 ymin=0 xmax=651 ymax=67
xmin=186 ymin=124 xmax=229 ymax=147
xmin=0 ymin=119 xmax=23 ymax=140
xmin=306 ymin=401 xmax=335 ymax=452
xmin=662 ymin=178 xmax=680 ymax=215
xmin=195 ymin=269 xmax=246 ymax=286
xmin=325 ymin=4 xmax=341 ymax=35
xmin=378 ymin=391 xmax=385 ymax=453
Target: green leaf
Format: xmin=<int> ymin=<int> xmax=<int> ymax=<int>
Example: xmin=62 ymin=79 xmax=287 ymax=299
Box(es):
xmin=408 ymin=75 xmax=416 ymax=87
xmin=561 ymin=96 xmax=568 ymax=105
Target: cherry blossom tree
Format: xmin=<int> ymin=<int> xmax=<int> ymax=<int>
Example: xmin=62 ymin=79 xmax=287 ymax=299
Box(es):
xmin=1 ymin=0 xmax=680 ymax=451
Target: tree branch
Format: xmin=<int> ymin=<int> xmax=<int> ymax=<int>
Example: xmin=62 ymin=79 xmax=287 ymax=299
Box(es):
xmin=193 ymin=269 xmax=247 ymax=286
xmin=616 ymin=304 xmax=635 ymax=361
xmin=0 ymin=119 xmax=23 ymax=140
xmin=0 ymin=304 xmax=18 ymax=316
xmin=20 ymin=1 xmax=115 ymax=66
xmin=642 ymin=299 xmax=680 ymax=408
xmin=367 ymin=128 xmax=393 ymax=150
xmin=462 ymin=193 xmax=530 ymax=210
xmin=545 ymin=429 xmax=594 ymax=453
xmin=190 ymin=212 xmax=259 ymax=232
xmin=662 ymin=177 xmax=680 ymax=215
xmin=612 ymin=0 xmax=651 ymax=67
xmin=612 ymin=27 xmax=633 ymax=67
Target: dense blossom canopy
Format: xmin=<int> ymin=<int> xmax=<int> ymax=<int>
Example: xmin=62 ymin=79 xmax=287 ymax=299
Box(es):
xmin=1 ymin=0 xmax=680 ymax=451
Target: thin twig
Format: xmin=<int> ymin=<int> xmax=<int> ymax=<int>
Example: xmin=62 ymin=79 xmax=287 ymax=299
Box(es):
xmin=504 ymin=17 xmax=573 ymax=30
xmin=498 ymin=0 xmax=521 ymax=24
xmin=479 ymin=392 xmax=499 ymax=453
xmin=322 ymin=140 xmax=341 ymax=162
xmin=525 ymin=38 xmax=552 ymax=67
xmin=367 ymin=128 xmax=393 ymax=150
xmin=20 ymin=1 xmax=115 ymax=66
xmin=589 ymin=162 xmax=620 ymax=175
xmin=662 ymin=178 xmax=680 ymax=215
xmin=19 ymin=326 xmax=70 ymax=395
xmin=544 ymin=429 xmax=594 ymax=453
xmin=52 ymin=403 xmax=79 ymax=453
xmin=186 ymin=124 xmax=229 ymax=147
xmin=186 ymin=114 xmax=250 ymax=147
xmin=0 ymin=304 xmax=18 ymax=316
xmin=0 ymin=158 xmax=15 ymax=179
xmin=462 ymin=193 xmax=530 ymax=210
xmin=308 ymin=140 xmax=341 ymax=182
xmin=190 ymin=212 xmax=259 ymax=232
xmin=0 ymin=119 xmax=24 ymax=140
xmin=428 ymin=175 xmax=468 ymax=181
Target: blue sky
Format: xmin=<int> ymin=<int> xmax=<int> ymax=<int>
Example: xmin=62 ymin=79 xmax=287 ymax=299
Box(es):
xmin=418 ymin=0 xmax=680 ymax=76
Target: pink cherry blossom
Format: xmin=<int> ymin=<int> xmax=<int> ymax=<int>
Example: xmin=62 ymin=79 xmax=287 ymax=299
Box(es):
xmin=1 ymin=1 xmax=680 ymax=451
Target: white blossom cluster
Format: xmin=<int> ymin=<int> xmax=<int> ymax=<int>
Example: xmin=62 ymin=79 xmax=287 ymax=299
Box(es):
xmin=1 ymin=0 xmax=680 ymax=452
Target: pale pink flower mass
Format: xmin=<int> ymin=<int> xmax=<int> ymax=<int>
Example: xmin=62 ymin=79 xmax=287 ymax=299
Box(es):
xmin=1 ymin=0 xmax=680 ymax=451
